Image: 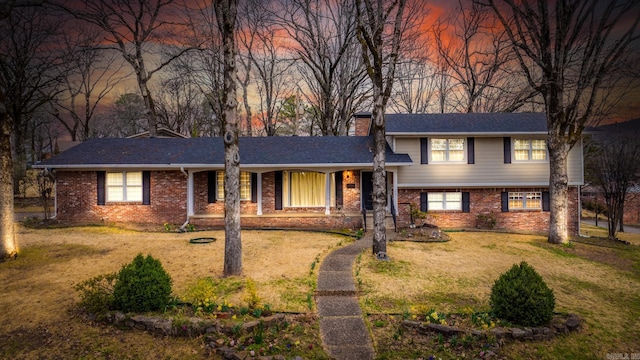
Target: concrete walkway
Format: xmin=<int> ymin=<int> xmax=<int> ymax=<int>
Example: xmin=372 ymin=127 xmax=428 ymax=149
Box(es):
xmin=316 ymin=233 xmax=375 ymax=360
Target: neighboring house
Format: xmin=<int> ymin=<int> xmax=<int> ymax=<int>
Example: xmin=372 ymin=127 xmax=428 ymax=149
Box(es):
xmin=34 ymin=113 xmax=584 ymax=235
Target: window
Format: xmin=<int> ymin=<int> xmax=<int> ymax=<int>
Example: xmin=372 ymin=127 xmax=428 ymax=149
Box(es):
xmin=431 ymin=138 xmax=465 ymax=162
xmin=514 ymin=139 xmax=547 ymax=161
xmin=217 ymin=171 xmax=251 ymax=200
xmin=283 ymin=171 xmax=335 ymax=207
xmin=107 ymin=172 xmax=142 ymax=202
xmin=428 ymin=192 xmax=462 ymax=210
xmin=508 ymin=191 xmax=542 ymax=210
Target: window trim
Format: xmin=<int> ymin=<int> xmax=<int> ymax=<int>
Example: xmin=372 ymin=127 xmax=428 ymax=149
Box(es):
xmin=106 ymin=171 xmax=143 ymax=203
xmin=424 ymin=191 xmax=463 ymax=211
xmin=508 ymin=191 xmax=542 ymax=210
xmin=429 ymin=138 xmax=467 ymax=163
xmin=512 ymin=138 xmax=548 ymax=162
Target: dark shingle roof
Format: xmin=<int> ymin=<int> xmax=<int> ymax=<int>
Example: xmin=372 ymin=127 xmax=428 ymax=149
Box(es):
xmin=385 ymin=113 xmax=548 ymax=134
xmin=35 ymin=136 xmax=412 ymax=169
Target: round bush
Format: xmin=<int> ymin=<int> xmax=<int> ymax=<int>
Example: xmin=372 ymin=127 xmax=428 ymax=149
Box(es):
xmin=490 ymin=261 xmax=555 ymax=326
xmin=113 ymin=253 xmax=173 ymax=313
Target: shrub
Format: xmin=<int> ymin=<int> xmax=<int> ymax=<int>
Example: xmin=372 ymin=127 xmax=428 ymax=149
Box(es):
xmin=490 ymin=261 xmax=555 ymax=326
xmin=112 ymin=254 xmax=173 ymax=313
xmin=75 ymin=272 xmax=118 ymax=314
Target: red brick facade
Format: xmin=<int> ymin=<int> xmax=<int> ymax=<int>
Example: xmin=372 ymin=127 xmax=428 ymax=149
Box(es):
xmin=396 ymin=187 xmax=580 ymax=235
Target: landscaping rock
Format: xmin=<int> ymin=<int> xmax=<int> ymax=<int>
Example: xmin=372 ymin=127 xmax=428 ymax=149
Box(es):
xmin=242 ymin=320 xmax=261 ymax=332
xmin=565 ymin=314 xmax=581 ymax=331
xmin=425 ymin=323 xmax=465 ymax=336
xmin=489 ymin=327 xmax=511 ymax=339
xmin=154 ymin=318 xmax=173 ymax=335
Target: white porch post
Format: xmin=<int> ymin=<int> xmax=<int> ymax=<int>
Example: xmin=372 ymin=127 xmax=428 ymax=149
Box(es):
xmin=393 ymin=170 xmax=399 ymax=216
xmin=257 ymin=172 xmax=263 ymax=215
xmin=187 ymin=170 xmax=194 ymax=216
xmin=325 ymin=172 xmax=331 ymax=215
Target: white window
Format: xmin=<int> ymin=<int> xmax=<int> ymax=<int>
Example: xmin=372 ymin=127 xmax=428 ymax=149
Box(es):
xmin=508 ymin=191 xmax=542 ymax=210
xmin=431 ymin=138 xmax=465 ymax=162
xmin=283 ymin=171 xmax=335 ymax=207
xmin=428 ymin=192 xmax=462 ymax=210
xmin=217 ymin=171 xmax=251 ymax=201
xmin=107 ymin=172 xmax=142 ymax=202
xmin=514 ymin=139 xmax=547 ymax=161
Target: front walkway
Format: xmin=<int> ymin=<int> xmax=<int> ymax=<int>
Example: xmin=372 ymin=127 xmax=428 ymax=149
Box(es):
xmin=315 ymin=233 xmax=375 ymax=360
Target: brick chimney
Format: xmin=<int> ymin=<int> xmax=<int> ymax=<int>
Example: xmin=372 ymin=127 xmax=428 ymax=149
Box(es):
xmin=353 ymin=112 xmax=372 ymax=136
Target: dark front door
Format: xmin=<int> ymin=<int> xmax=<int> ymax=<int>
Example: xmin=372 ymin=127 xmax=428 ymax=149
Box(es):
xmin=362 ymin=171 xmax=373 ymax=210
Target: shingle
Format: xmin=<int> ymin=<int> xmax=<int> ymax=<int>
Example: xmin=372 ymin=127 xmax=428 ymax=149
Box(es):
xmin=385 ymin=113 xmax=547 ymax=134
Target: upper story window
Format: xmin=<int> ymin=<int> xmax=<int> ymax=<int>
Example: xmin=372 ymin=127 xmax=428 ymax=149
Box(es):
xmin=217 ymin=171 xmax=251 ymax=200
xmin=430 ymin=138 xmax=465 ymax=162
xmin=508 ymin=191 xmax=542 ymax=210
xmin=514 ymin=139 xmax=547 ymax=161
xmin=107 ymin=171 xmax=142 ymax=202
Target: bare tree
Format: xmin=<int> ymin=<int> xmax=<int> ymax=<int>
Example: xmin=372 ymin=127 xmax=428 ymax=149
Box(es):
xmin=236 ymin=0 xmax=259 ymax=136
xmin=484 ymin=0 xmax=640 ymax=244
xmin=275 ymin=0 xmax=366 ymax=136
xmin=390 ymin=47 xmax=439 ymax=114
xmin=53 ymin=29 xmax=128 ymax=141
xmin=214 ymin=0 xmax=242 ymax=276
xmin=62 ymin=0 xmax=194 ymax=137
xmin=155 ymin=70 xmax=205 ymax=137
xmin=356 ymin=0 xmax=411 ymax=258
xmin=585 ymin=130 xmax=640 ymax=239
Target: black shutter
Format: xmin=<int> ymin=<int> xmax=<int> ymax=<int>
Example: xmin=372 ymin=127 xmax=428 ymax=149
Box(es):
xmin=335 ymin=171 xmax=343 ymax=207
xmin=467 ymin=137 xmax=475 ymax=164
xmin=503 ymin=137 xmax=511 ymax=164
xmin=275 ymin=171 xmax=283 ymax=210
xmin=207 ymin=171 xmax=216 ymax=203
xmin=501 ymin=192 xmax=509 ymax=212
xmin=97 ymin=171 xmax=105 ymax=205
xmin=251 ymin=173 xmax=258 ymax=203
xmin=420 ymin=192 xmax=428 ymax=212
xmin=542 ymin=191 xmax=550 ymax=211
xmin=142 ymin=171 xmax=151 ymax=205
xmin=462 ymin=192 xmax=470 ymax=212
xmin=420 ymin=138 xmax=428 ymax=164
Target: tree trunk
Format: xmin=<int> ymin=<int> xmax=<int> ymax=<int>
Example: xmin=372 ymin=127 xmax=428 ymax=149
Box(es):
xmin=1 ymin=93 xmax=18 ymax=261
xmin=371 ymin=89 xmax=387 ymax=256
xmin=548 ymin=135 xmax=570 ymax=244
xmin=216 ymin=0 xmax=242 ymax=277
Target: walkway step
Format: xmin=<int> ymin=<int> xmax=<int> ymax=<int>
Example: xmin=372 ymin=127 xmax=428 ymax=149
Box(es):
xmin=316 ymin=296 xmax=362 ymax=317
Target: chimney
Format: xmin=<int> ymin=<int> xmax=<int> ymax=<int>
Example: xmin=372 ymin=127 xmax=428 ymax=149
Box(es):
xmin=353 ymin=112 xmax=372 ymax=136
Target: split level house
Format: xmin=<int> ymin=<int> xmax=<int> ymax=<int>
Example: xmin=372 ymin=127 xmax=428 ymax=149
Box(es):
xmin=33 ymin=113 xmax=584 ymax=235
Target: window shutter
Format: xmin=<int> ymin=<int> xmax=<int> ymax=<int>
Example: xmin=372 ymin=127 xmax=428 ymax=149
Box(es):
xmin=467 ymin=137 xmax=475 ymax=164
xmin=501 ymin=192 xmax=509 ymax=212
xmin=335 ymin=171 xmax=343 ymax=207
xmin=503 ymin=137 xmax=511 ymax=164
xmin=207 ymin=171 xmax=216 ymax=203
xmin=97 ymin=171 xmax=106 ymax=205
xmin=462 ymin=192 xmax=470 ymax=213
xmin=251 ymin=173 xmax=258 ymax=203
xmin=274 ymin=171 xmax=283 ymax=210
xmin=420 ymin=192 xmax=428 ymax=212
xmin=142 ymin=171 xmax=151 ymax=205
xmin=542 ymin=191 xmax=550 ymax=211
xmin=420 ymin=138 xmax=428 ymax=164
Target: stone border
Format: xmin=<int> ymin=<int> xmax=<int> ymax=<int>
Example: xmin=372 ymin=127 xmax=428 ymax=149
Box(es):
xmin=401 ymin=313 xmax=582 ymax=342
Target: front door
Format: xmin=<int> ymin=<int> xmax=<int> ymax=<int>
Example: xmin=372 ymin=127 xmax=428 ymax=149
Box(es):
xmin=362 ymin=171 xmax=373 ymax=210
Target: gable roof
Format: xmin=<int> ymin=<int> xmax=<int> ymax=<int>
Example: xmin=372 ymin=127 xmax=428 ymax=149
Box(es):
xmin=34 ymin=136 xmax=412 ymax=170
xmin=385 ymin=113 xmax=548 ymax=135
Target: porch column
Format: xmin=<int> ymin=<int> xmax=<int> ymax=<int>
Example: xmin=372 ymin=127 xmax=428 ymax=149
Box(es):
xmin=187 ymin=170 xmax=194 ymax=216
xmin=257 ymin=172 xmax=263 ymax=215
xmin=325 ymin=172 xmax=331 ymax=215
xmin=393 ymin=170 xmax=399 ymax=216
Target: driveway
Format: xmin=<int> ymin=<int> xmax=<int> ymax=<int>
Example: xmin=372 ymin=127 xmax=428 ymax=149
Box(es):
xmin=581 ymin=219 xmax=640 ymax=235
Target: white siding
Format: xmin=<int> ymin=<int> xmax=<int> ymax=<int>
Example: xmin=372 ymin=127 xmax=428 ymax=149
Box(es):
xmin=395 ymin=137 xmax=583 ymax=187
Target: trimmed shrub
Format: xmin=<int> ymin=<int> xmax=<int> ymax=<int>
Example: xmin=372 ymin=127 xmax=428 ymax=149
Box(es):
xmin=113 ymin=253 xmax=173 ymax=313
xmin=75 ymin=272 xmax=117 ymax=315
xmin=490 ymin=261 xmax=555 ymax=326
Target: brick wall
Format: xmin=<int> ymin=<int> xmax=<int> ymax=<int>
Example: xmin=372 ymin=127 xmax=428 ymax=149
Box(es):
xmin=354 ymin=115 xmax=371 ymax=136
xmin=56 ymin=171 xmax=187 ymax=224
xmin=397 ymin=187 xmax=581 ymax=235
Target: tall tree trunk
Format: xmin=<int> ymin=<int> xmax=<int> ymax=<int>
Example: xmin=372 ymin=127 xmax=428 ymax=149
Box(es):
xmin=215 ymin=0 xmax=242 ymax=277
xmin=548 ymin=134 xmax=570 ymax=244
xmin=1 ymin=92 xmax=18 ymax=261
xmin=371 ymin=91 xmax=387 ymax=256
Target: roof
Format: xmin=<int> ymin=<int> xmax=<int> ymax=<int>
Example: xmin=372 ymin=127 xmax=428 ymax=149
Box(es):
xmin=34 ymin=136 xmax=413 ymax=170
xmin=126 ymin=127 xmax=188 ymax=139
xmin=385 ymin=113 xmax=548 ymax=135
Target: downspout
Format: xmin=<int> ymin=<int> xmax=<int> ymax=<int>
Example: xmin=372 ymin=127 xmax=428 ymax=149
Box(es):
xmin=180 ymin=167 xmax=190 ymax=231
xmin=46 ymin=168 xmax=57 ymax=219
